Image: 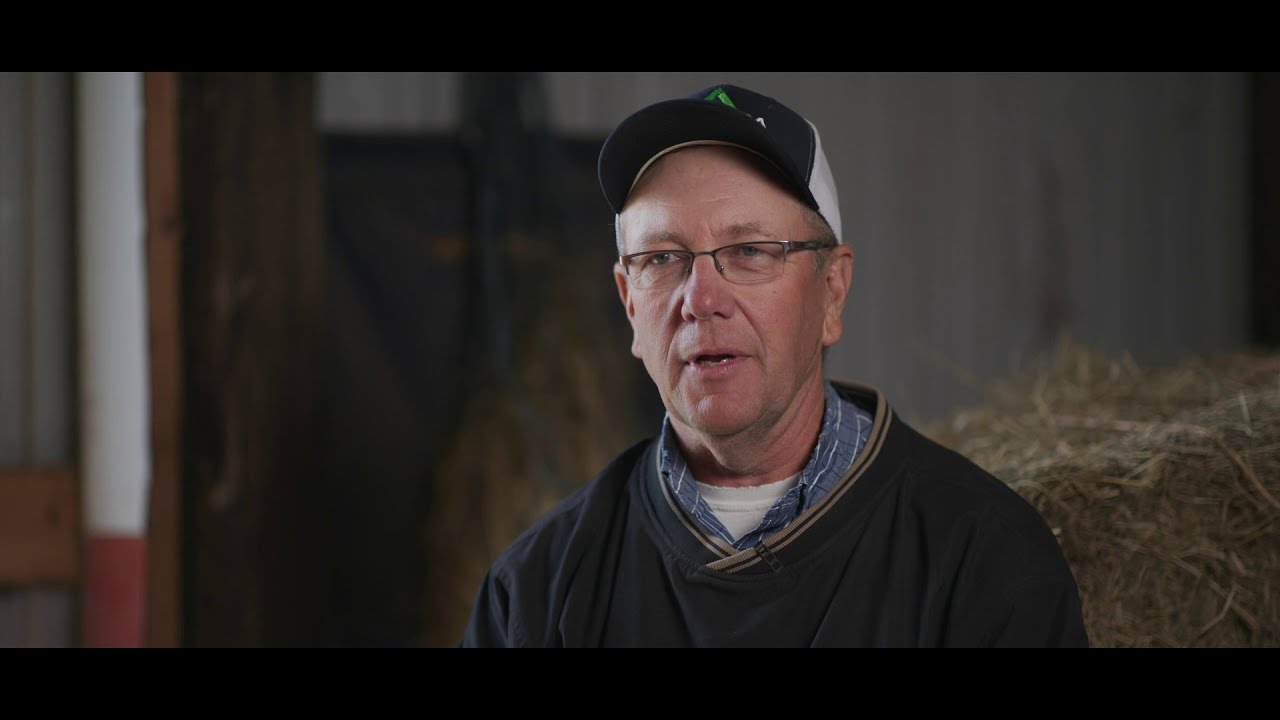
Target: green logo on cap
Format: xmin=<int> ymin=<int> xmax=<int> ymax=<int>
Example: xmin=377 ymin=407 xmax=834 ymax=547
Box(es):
xmin=704 ymin=87 xmax=737 ymax=109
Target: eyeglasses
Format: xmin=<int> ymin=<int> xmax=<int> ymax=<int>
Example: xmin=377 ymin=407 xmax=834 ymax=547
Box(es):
xmin=619 ymin=240 xmax=836 ymax=290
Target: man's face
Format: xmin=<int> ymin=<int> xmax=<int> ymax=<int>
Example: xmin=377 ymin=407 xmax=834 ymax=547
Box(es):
xmin=614 ymin=145 xmax=854 ymax=443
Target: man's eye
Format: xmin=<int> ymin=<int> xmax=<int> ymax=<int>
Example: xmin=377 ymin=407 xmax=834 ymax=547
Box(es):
xmin=647 ymin=253 xmax=675 ymax=266
xmin=732 ymin=244 xmax=777 ymax=259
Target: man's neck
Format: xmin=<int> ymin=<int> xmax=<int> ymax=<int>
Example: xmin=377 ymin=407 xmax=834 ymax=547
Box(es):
xmin=671 ymin=378 xmax=829 ymax=488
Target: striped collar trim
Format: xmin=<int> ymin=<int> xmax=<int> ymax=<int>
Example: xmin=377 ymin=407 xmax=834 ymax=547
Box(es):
xmin=705 ymin=382 xmax=892 ymax=574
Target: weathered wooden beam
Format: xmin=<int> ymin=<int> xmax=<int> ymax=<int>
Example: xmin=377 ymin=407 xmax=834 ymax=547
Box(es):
xmin=0 ymin=467 xmax=79 ymax=585
xmin=180 ymin=72 xmax=326 ymax=646
xmin=144 ymin=70 xmax=183 ymax=649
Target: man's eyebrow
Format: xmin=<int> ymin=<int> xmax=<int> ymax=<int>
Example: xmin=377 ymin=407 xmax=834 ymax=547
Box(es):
xmin=631 ymin=231 xmax=683 ymax=250
xmin=723 ymin=222 xmax=775 ymax=240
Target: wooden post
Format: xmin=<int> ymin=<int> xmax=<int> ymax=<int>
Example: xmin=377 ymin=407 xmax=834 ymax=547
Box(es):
xmin=144 ymin=71 xmax=183 ymax=648
xmin=179 ymin=73 xmax=326 ymax=646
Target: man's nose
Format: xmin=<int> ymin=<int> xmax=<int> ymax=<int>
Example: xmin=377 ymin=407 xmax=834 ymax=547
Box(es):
xmin=681 ymin=253 xmax=734 ymax=321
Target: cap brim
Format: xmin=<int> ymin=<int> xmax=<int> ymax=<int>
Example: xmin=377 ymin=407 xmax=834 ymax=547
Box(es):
xmin=597 ymin=98 xmax=817 ymax=216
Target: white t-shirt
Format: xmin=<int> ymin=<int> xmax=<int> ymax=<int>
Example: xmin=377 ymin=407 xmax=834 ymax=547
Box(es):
xmin=694 ymin=474 xmax=801 ymax=542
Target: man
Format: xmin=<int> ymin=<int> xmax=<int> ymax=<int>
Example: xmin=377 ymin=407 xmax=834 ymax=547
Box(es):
xmin=460 ymin=83 xmax=1089 ymax=647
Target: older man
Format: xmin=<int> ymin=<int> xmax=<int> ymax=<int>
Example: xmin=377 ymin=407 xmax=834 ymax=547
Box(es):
xmin=461 ymin=83 xmax=1088 ymax=647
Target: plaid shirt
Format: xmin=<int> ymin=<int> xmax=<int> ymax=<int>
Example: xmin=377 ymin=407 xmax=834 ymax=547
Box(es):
xmin=659 ymin=380 xmax=875 ymax=550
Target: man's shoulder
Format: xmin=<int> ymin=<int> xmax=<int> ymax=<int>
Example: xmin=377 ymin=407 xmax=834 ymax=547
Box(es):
xmin=487 ymin=437 xmax=652 ymax=580
xmin=895 ymin=419 xmax=1044 ymax=526
xmin=828 ymin=378 xmax=1058 ymax=548
xmin=886 ymin=415 xmax=1076 ymax=584
xmin=890 ymin=415 xmax=1087 ymax=646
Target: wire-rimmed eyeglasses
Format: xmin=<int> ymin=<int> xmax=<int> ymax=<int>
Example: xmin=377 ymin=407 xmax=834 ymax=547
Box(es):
xmin=619 ymin=240 xmax=835 ymax=290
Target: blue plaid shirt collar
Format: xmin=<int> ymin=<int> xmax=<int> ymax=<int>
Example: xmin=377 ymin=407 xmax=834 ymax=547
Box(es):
xmin=658 ymin=380 xmax=875 ymax=551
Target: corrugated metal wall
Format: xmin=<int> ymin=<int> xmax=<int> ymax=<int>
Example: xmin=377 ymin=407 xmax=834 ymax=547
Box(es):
xmin=0 ymin=72 xmax=76 ymax=647
xmin=320 ymin=71 xmax=1250 ymax=423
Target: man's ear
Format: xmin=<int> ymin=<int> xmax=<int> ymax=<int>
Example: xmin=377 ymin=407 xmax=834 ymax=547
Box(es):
xmin=614 ymin=263 xmax=643 ymax=359
xmin=821 ymin=244 xmax=855 ymax=348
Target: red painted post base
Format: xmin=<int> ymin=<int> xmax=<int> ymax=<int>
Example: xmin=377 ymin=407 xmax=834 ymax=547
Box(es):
xmin=82 ymin=536 xmax=147 ymax=648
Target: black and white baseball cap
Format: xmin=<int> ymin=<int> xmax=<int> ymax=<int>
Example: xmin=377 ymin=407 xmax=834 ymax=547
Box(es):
xmin=597 ymin=83 xmax=842 ymax=243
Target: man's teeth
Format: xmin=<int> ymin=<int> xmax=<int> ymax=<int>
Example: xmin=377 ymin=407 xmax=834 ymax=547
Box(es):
xmin=697 ymin=356 xmax=733 ymax=367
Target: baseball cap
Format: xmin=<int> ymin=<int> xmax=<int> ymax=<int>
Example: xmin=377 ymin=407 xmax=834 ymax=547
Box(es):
xmin=597 ymin=83 xmax=842 ymax=243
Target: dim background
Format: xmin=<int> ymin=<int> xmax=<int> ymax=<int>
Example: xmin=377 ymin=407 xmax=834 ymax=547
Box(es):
xmin=0 ymin=72 xmax=1275 ymax=647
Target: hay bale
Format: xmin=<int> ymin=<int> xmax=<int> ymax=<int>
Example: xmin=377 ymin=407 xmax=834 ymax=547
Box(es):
xmin=926 ymin=343 xmax=1280 ymax=647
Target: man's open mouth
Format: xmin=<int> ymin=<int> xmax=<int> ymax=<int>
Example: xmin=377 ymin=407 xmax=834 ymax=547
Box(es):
xmin=695 ymin=354 xmax=736 ymax=367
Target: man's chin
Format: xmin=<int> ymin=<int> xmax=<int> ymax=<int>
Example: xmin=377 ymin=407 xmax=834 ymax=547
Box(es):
xmin=673 ymin=395 xmax=759 ymax=439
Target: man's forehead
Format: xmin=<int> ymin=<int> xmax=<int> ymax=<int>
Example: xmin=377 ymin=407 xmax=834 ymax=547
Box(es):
xmin=627 ymin=222 xmax=780 ymax=250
